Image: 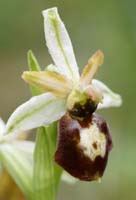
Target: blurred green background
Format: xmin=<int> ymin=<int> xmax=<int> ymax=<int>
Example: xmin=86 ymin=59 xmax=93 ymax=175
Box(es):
xmin=0 ymin=0 xmax=136 ymax=199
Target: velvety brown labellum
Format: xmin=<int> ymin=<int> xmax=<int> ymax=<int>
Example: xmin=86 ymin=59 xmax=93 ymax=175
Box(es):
xmin=55 ymin=113 xmax=112 ymax=181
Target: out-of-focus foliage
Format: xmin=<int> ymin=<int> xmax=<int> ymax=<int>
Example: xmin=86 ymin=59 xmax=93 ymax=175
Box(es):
xmin=0 ymin=0 xmax=135 ymax=200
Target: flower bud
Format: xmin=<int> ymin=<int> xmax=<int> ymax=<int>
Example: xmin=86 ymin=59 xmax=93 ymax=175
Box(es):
xmin=55 ymin=113 xmax=112 ymax=181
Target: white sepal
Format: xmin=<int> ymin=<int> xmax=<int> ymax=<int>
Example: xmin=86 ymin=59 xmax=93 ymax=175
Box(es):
xmin=0 ymin=142 xmax=33 ymax=198
xmin=92 ymin=79 xmax=122 ymax=109
xmin=0 ymin=118 xmax=6 ymax=137
xmin=6 ymin=93 xmax=66 ymax=134
xmin=46 ymin=64 xmax=61 ymax=74
xmin=11 ymin=141 xmax=35 ymax=154
xmin=42 ymin=7 xmax=80 ymax=82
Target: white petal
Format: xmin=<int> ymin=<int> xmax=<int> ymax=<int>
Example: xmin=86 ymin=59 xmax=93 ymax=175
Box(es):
xmin=61 ymin=171 xmax=77 ymax=184
xmin=6 ymin=93 xmax=66 ymax=134
xmin=0 ymin=118 xmax=6 ymax=136
xmin=92 ymin=79 xmax=122 ymax=109
xmin=42 ymin=7 xmax=80 ymax=82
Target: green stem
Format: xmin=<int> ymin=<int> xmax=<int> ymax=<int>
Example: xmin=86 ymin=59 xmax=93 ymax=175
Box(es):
xmin=46 ymin=123 xmax=62 ymax=191
xmin=33 ymin=124 xmax=62 ymax=200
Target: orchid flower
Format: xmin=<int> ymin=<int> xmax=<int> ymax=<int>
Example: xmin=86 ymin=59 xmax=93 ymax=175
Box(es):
xmin=5 ymin=7 xmax=122 ymax=135
xmin=5 ymin=7 xmax=122 ymax=182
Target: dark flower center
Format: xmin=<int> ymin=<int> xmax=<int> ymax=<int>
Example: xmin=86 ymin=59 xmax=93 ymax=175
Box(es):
xmin=68 ymin=99 xmax=97 ymax=121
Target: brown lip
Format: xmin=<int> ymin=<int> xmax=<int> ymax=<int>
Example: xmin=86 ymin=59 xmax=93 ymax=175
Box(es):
xmin=55 ymin=113 xmax=113 ymax=181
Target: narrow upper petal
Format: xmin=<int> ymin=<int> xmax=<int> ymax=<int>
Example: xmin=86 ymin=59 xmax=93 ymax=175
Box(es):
xmin=5 ymin=93 xmax=66 ymax=134
xmin=92 ymin=79 xmax=122 ymax=109
xmin=42 ymin=7 xmax=80 ymax=82
xmin=80 ymin=50 xmax=104 ymax=86
xmin=22 ymin=70 xmax=72 ymax=98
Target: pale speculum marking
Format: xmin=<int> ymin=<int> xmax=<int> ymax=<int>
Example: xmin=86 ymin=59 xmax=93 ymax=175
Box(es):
xmin=78 ymin=123 xmax=106 ymax=161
